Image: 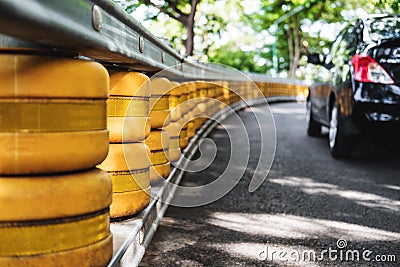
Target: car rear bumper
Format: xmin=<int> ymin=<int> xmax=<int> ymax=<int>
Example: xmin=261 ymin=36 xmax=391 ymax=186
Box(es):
xmin=345 ymin=101 xmax=400 ymax=134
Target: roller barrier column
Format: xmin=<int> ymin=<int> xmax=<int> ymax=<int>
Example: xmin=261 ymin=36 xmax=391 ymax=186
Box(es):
xmin=178 ymin=83 xmax=189 ymax=149
xmin=186 ymin=82 xmax=196 ymax=139
xmin=147 ymin=78 xmax=171 ymax=181
xmin=0 ymin=54 xmax=112 ymax=267
xmin=167 ymin=81 xmax=183 ymax=162
xmin=98 ymin=72 xmax=151 ymax=219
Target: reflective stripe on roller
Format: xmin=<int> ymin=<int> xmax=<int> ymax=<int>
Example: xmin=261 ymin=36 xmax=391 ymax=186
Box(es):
xmin=98 ymin=143 xmax=151 ymax=172
xmin=108 ymin=117 xmax=151 ymax=143
xmin=149 ymin=149 xmax=169 ymax=165
xmin=0 ymin=210 xmax=110 ymax=257
xmin=0 ymin=168 xmax=112 ymax=221
xmin=0 ymin=55 xmax=109 ymax=98
xmin=110 ymin=169 xmax=150 ymax=193
xmin=107 ymin=97 xmax=149 ymax=117
xmin=150 ymin=96 xmax=170 ymax=111
xmin=0 ymin=233 xmax=112 ymax=267
xmin=110 ymin=188 xmax=151 ymax=218
xmin=0 ymin=99 xmax=107 ymax=132
xmin=0 ymin=130 xmax=109 ymax=175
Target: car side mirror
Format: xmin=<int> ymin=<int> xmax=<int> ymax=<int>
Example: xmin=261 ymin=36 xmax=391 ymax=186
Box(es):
xmin=307 ymin=53 xmax=323 ymax=65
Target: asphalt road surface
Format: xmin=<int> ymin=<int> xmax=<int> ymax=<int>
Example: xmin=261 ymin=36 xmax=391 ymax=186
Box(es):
xmin=140 ymin=102 xmax=400 ymax=267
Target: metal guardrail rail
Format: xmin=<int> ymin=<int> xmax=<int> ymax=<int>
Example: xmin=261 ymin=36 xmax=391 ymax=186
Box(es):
xmin=0 ymin=1 xmax=307 ymax=266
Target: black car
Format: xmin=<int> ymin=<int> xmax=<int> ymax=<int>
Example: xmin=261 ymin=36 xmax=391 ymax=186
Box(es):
xmin=307 ymin=14 xmax=400 ymax=158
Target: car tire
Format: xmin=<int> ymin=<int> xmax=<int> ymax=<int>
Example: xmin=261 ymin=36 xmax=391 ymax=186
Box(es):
xmin=306 ymin=100 xmax=322 ymax=137
xmin=329 ymin=104 xmax=353 ymax=158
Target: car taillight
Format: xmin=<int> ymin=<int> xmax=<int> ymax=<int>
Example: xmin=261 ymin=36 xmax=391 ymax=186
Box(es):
xmin=351 ymin=54 xmax=394 ymax=84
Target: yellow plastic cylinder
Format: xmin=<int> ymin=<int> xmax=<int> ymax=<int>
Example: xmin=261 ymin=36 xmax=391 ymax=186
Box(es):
xmin=98 ymin=142 xmax=151 ymax=218
xmin=108 ymin=72 xmax=151 ymax=143
xmin=0 ymin=55 xmax=109 ymax=175
xmin=145 ymin=129 xmax=170 ymax=181
xmin=149 ymin=77 xmax=171 ymax=129
xmin=0 ymin=169 xmax=113 ymax=267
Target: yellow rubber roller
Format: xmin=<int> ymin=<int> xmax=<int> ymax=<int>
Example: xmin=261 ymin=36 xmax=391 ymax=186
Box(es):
xmin=0 ymin=234 xmax=112 ymax=267
xmin=145 ymin=129 xmax=169 ymax=151
xmin=109 ymin=169 xmax=150 ymax=218
xmin=0 ymin=130 xmax=109 ymax=175
xmin=0 ymin=168 xmax=112 ymax=222
xmin=0 ymin=55 xmax=109 ymax=175
xmin=111 ymin=170 xmax=150 ymax=193
xmin=149 ymin=162 xmax=171 ymax=181
xmin=150 ymin=77 xmax=171 ymax=129
xmin=169 ymin=81 xmax=182 ymax=122
xmin=0 ymin=55 xmax=109 ymax=99
xmin=166 ymin=122 xmax=181 ymax=162
xmin=179 ymin=83 xmax=189 ymax=114
xmin=108 ymin=72 xmax=150 ymax=143
xmin=165 ymin=122 xmax=180 ymax=139
xmin=111 ymin=187 xmax=151 ymax=218
xmin=108 ymin=116 xmax=151 ymax=143
xmin=169 ymin=138 xmax=180 ymax=162
xmin=0 ymin=213 xmax=112 ymax=267
xmin=98 ymin=142 xmax=151 ymax=172
xmin=179 ymin=120 xmax=189 ymax=149
xmin=109 ymin=72 xmax=150 ymax=97
xmin=150 ymin=109 xmax=171 ymax=129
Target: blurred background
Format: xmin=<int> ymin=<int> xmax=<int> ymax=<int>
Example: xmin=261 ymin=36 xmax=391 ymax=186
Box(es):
xmin=112 ymin=0 xmax=399 ymax=79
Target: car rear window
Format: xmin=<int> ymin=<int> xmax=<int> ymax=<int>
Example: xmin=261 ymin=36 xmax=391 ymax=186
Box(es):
xmin=366 ymin=16 xmax=400 ymax=41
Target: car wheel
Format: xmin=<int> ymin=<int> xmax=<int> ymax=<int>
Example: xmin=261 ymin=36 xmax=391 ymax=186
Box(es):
xmin=306 ymin=100 xmax=322 ymax=137
xmin=329 ymin=104 xmax=353 ymax=158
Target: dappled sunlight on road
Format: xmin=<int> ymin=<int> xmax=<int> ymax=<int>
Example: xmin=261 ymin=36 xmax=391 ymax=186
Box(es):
xmin=269 ymin=105 xmax=306 ymax=115
xmin=270 ymin=176 xmax=400 ymax=213
xmin=207 ymin=242 xmax=320 ymax=267
xmin=207 ymin=212 xmax=400 ymax=242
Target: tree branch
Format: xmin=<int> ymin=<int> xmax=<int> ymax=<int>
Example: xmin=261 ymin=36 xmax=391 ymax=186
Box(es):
xmin=142 ymin=0 xmax=188 ymax=24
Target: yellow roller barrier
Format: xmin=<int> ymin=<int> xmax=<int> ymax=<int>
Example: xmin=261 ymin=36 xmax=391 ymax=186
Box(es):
xmin=149 ymin=77 xmax=171 ymax=129
xmin=169 ymin=81 xmax=182 ymax=122
xmin=0 ymin=169 xmax=112 ymax=221
xmin=110 ymin=170 xmax=151 ymax=218
xmin=179 ymin=123 xmax=189 ymax=149
xmin=165 ymin=122 xmax=181 ymax=162
xmin=0 ymin=55 xmax=109 ymax=175
xmin=0 ymin=55 xmax=109 ymax=98
xmin=0 ymin=228 xmax=112 ymax=267
xmin=98 ymin=143 xmax=151 ymax=218
xmin=145 ymin=129 xmax=170 ymax=181
xmin=108 ymin=72 xmax=151 ymax=143
xmin=0 ymin=168 xmax=113 ymax=267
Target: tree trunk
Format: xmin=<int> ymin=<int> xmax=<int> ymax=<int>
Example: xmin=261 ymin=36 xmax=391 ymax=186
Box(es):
xmin=184 ymin=0 xmax=199 ymax=56
xmin=290 ymin=17 xmax=301 ymax=78
xmin=287 ymin=26 xmax=294 ymax=77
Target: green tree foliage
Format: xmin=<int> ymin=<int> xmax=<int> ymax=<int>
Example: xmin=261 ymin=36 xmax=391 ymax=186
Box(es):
xmin=113 ymin=0 xmax=224 ymax=56
xmin=208 ymin=42 xmax=269 ymax=73
xmin=248 ymin=0 xmax=400 ymax=77
xmin=113 ymin=0 xmax=400 ymax=76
